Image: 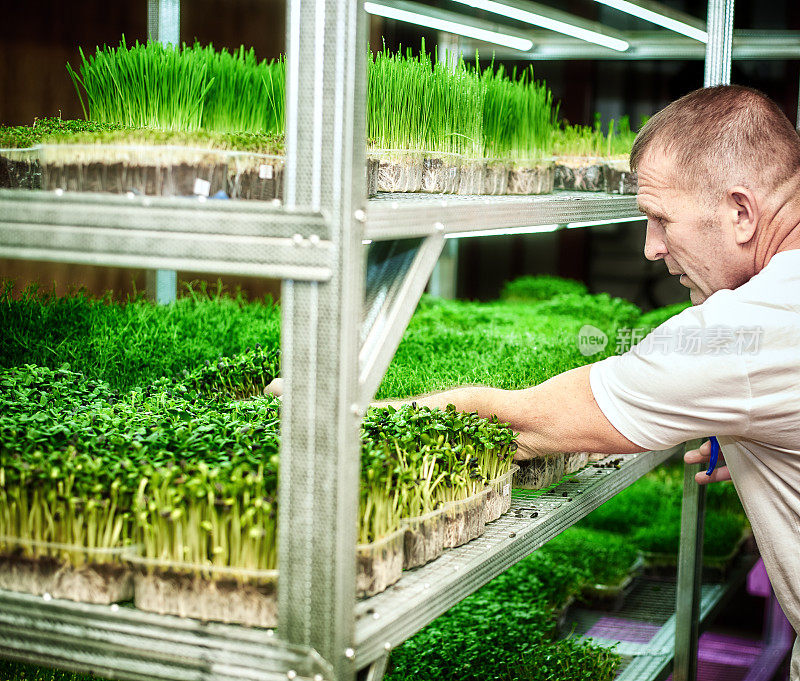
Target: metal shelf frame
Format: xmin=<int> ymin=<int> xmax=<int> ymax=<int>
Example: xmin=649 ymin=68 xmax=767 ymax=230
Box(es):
xmin=0 ymin=0 xmax=741 ymax=680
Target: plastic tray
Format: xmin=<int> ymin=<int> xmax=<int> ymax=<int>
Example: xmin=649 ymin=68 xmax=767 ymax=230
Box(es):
xmin=507 ymin=161 xmax=555 ymax=195
xmin=553 ymin=156 xmax=605 ymax=191
xmin=513 ymin=454 xmax=567 ymax=490
xmin=579 ymin=554 xmax=645 ymax=612
xmin=357 ymin=527 xmax=405 ymax=598
xmin=603 ymin=158 xmax=638 ymax=195
xmin=484 ymin=464 xmax=520 ymax=523
xmin=421 ymin=153 xmax=461 ymax=194
xmin=400 ymin=506 xmax=445 ymax=570
xmin=0 ymin=536 xmax=135 ymax=604
xmin=372 ymin=149 xmax=424 ymax=193
xmin=442 ymin=487 xmax=491 ymax=549
xmin=128 ymin=553 xmax=278 ymax=628
xmin=564 ymin=452 xmax=589 ymax=475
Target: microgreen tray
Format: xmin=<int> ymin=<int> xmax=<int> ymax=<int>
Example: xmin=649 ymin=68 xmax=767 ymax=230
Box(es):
xmin=485 ymin=464 xmax=520 ymax=523
xmin=401 ymin=507 xmax=445 ymax=570
xmin=578 ymin=554 xmax=645 ymax=612
xmin=357 ymin=527 xmax=405 ymax=598
xmin=0 ymin=537 xmax=135 ymax=604
xmin=442 ymin=487 xmax=491 ymax=549
xmin=128 ymin=553 xmax=279 ymax=628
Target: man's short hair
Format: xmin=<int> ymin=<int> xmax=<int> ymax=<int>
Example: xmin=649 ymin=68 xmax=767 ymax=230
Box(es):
xmin=630 ymin=85 xmax=800 ymax=200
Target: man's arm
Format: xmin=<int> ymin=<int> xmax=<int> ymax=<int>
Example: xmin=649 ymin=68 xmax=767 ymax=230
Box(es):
xmin=375 ymin=365 xmax=643 ymax=460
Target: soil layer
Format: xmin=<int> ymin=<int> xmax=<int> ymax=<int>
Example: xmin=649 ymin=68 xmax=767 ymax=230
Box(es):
xmin=0 ymin=552 xmax=133 ymax=604
xmin=357 ymin=529 xmax=404 ymax=597
xmin=134 ymin=569 xmax=277 ymax=627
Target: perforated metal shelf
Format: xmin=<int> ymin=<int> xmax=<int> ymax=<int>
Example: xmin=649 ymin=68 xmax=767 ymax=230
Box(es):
xmin=566 ymin=557 xmax=757 ymax=681
xmin=353 ymin=448 xmax=678 ymax=666
xmin=0 ymin=188 xmax=641 ymax=272
xmin=0 ymin=589 xmax=331 ymax=681
xmin=0 ymin=189 xmax=330 ymax=280
xmin=365 ymin=191 xmax=641 ymax=240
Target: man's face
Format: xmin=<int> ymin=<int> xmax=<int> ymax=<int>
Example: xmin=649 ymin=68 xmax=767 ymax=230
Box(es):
xmin=637 ymin=149 xmax=743 ymax=305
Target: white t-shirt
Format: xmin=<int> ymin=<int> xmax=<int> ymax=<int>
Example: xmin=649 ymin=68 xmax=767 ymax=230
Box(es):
xmin=590 ymin=249 xmax=800 ymax=667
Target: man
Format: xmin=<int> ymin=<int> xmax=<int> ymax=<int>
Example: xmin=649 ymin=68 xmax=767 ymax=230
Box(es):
xmin=271 ymin=85 xmax=800 ymax=674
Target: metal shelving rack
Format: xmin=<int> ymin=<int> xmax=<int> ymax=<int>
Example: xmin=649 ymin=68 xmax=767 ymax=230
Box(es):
xmin=0 ymin=1 xmax=745 ymax=681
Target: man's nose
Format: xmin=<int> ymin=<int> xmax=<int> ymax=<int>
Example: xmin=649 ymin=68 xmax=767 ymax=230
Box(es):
xmin=644 ymin=220 xmax=668 ymax=261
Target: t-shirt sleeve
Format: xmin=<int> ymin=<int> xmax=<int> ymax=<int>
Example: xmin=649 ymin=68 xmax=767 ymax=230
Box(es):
xmin=589 ymin=300 xmax=752 ymax=451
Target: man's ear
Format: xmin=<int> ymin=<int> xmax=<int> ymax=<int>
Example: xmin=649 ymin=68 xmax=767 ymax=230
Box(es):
xmin=726 ymin=186 xmax=759 ymax=245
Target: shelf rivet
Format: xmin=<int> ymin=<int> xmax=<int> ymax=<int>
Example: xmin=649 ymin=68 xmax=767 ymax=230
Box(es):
xmin=309 ymin=234 xmax=321 ymax=245
xmin=424 ymin=582 xmax=430 ymax=589
xmin=350 ymin=403 xmax=363 ymax=417
xmin=434 ymin=222 xmax=445 ymax=232
xmin=267 ymin=629 xmax=275 ymax=637
xmin=314 ymin=675 xmax=324 ymax=681
xmin=372 ymin=611 xmax=380 ymax=620
xmin=345 ymin=648 xmax=355 ymax=660
xmin=43 ymin=593 xmax=52 ymax=601
xmin=110 ymin=604 xmax=119 ymax=612
xmin=292 ymin=234 xmax=304 ymax=245
xmin=354 ymin=209 xmax=367 ymax=222
xmin=384 ymin=642 xmax=392 ymax=651
xmin=287 ymin=671 xmax=297 ymax=680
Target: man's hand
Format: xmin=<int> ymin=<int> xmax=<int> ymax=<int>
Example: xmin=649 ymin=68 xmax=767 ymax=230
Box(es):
xmin=684 ymin=439 xmax=731 ymax=485
xmin=264 ymin=377 xmax=283 ymax=397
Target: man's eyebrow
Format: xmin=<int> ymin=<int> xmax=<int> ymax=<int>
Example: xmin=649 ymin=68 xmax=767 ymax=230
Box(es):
xmin=637 ymin=204 xmax=668 ymax=220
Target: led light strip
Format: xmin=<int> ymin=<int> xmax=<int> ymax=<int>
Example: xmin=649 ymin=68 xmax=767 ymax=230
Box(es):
xmin=450 ymin=0 xmax=629 ymax=52
xmin=444 ymin=215 xmax=645 ymax=239
xmin=593 ymin=0 xmax=708 ymax=43
xmin=364 ymin=1 xmax=534 ymax=51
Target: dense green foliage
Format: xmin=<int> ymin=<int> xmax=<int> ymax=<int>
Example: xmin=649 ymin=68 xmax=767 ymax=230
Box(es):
xmin=500 ymin=275 xmax=588 ymax=302
xmin=0 ymin=118 xmax=128 ymax=149
xmin=0 ymin=283 xmax=281 ymax=393
xmin=376 ymin=291 xmax=639 ymax=399
xmin=544 ymin=527 xmax=639 ymax=587
xmin=368 ymin=44 xmax=486 ymax=157
xmin=580 ymin=463 xmax=748 ymax=559
xmin=553 ymin=114 xmax=641 ymax=158
xmin=385 ymin=548 xmax=619 ymax=681
xmin=359 ymin=404 xmax=516 ymax=542
xmin=67 ymin=38 xmax=285 ymax=135
xmin=367 ymin=45 xmax=557 ymax=160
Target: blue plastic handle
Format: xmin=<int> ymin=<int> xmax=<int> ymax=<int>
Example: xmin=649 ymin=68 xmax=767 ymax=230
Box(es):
xmin=706 ymin=436 xmax=720 ymax=476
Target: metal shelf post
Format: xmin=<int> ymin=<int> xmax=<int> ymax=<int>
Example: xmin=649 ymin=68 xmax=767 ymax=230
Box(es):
xmin=278 ymin=0 xmax=367 ymax=677
xmin=147 ymin=0 xmax=181 ymax=304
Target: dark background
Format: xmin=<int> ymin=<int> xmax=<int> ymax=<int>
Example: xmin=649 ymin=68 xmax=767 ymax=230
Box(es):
xmin=1 ymin=0 xmax=798 ymax=306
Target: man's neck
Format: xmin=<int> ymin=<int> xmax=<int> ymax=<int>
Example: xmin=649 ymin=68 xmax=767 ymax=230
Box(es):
xmin=753 ymin=173 xmax=800 ymax=272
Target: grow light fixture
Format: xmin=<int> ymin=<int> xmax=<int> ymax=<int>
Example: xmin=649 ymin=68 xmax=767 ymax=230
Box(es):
xmin=449 ymin=0 xmax=629 ymax=52
xmin=445 ymin=215 xmax=646 ymax=239
xmin=446 ymin=224 xmax=560 ymax=239
xmin=364 ymin=1 xmax=534 ymax=51
xmin=592 ymin=0 xmax=708 ymax=43
xmin=567 ymin=215 xmax=646 ymax=229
